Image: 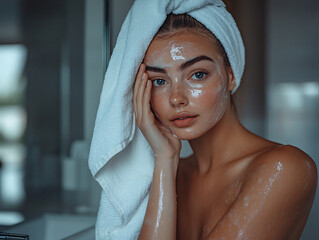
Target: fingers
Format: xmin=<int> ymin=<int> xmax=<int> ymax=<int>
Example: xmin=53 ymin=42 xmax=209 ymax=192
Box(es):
xmin=142 ymin=79 xmax=153 ymax=122
xmin=137 ymin=72 xmax=147 ymax=120
xmin=133 ymin=64 xmax=181 ymax=156
xmin=133 ymin=64 xmax=144 ymax=113
xmin=133 ymin=64 xmax=147 ymax=123
xmin=155 ymin=118 xmax=181 ymax=148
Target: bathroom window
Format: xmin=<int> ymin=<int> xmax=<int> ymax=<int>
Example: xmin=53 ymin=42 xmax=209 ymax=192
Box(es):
xmin=267 ymin=82 xmax=319 ymax=162
xmin=0 ymin=44 xmax=27 ymax=226
xmin=0 ymin=0 xmax=107 ymax=231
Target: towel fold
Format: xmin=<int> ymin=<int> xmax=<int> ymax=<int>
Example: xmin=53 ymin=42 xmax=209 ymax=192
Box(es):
xmin=88 ymin=0 xmax=245 ymax=239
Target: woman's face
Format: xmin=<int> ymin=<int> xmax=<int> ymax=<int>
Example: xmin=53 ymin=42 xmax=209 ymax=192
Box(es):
xmin=143 ymin=30 xmax=234 ymax=140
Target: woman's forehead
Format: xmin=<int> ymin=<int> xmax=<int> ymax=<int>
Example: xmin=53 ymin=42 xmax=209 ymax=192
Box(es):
xmin=144 ymin=31 xmax=220 ymax=66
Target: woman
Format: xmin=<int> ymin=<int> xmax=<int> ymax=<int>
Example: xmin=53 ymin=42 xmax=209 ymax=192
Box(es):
xmin=89 ymin=1 xmax=317 ymax=239
xmin=133 ymin=14 xmax=317 ymax=239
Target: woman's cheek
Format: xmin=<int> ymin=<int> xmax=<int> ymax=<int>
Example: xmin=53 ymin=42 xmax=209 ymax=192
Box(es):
xmin=187 ymin=88 xmax=204 ymax=99
xmin=151 ymin=89 xmax=169 ymax=120
xmin=187 ymin=84 xmax=216 ymax=107
xmin=206 ymin=86 xmax=228 ymax=124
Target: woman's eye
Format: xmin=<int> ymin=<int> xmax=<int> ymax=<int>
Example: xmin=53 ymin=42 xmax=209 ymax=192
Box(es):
xmin=152 ymin=79 xmax=167 ymax=86
xmin=192 ymin=72 xmax=207 ymax=80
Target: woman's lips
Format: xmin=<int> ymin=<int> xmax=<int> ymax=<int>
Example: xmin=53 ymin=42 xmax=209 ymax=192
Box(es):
xmin=172 ymin=117 xmax=197 ymax=127
xmin=170 ymin=113 xmax=198 ymax=128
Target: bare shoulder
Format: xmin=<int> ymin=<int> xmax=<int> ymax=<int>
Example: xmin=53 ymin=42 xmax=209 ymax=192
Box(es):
xmin=245 ymin=144 xmax=317 ymax=201
xmin=249 ymin=145 xmax=316 ymax=182
xmin=208 ymin=145 xmax=317 ymax=239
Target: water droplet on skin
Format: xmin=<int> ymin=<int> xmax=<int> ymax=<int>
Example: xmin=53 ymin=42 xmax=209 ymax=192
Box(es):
xmin=276 ymin=162 xmax=283 ymax=171
xmin=154 ymin=171 xmax=164 ymax=237
xmin=237 ymin=230 xmax=244 ymax=239
xmin=243 ymin=196 xmax=249 ymax=207
xmin=262 ymin=162 xmax=284 ymax=196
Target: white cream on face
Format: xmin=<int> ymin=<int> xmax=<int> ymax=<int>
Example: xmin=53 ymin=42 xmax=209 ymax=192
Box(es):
xmin=189 ymin=89 xmax=203 ymax=98
xmin=201 ymin=56 xmax=229 ymax=127
xmin=152 ymin=59 xmax=228 ymax=139
xmin=145 ymin=33 xmax=232 ymax=140
xmin=170 ymin=43 xmax=185 ymax=60
xmin=147 ymin=40 xmax=195 ymax=68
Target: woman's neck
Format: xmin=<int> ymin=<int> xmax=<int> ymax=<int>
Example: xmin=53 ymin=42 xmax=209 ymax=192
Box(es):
xmin=188 ymin=106 xmax=248 ymax=175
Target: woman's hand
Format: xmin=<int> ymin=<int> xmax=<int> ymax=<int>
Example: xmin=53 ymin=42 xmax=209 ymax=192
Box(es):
xmin=133 ymin=64 xmax=181 ymax=165
xmin=135 ymin=64 xmax=179 ymax=240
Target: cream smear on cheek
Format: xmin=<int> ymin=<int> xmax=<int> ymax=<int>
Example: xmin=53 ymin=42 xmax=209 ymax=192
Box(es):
xmin=190 ymin=89 xmax=204 ymax=98
xmin=203 ymin=56 xmax=228 ymax=127
xmin=182 ymin=56 xmax=229 ymax=136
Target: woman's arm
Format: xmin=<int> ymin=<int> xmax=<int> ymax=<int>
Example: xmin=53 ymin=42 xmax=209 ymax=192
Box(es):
xmin=134 ymin=64 xmax=181 ymax=240
xmin=138 ymin=154 xmax=178 ymax=239
xmin=206 ymin=145 xmax=317 ymax=240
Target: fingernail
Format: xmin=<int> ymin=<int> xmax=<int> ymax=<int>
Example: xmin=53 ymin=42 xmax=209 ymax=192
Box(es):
xmin=142 ymin=73 xmax=146 ymax=80
xmin=146 ymin=80 xmax=150 ymax=86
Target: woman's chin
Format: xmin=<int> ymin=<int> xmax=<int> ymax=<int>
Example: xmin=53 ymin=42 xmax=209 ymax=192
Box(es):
xmin=171 ymin=128 xmax=202 ymax=141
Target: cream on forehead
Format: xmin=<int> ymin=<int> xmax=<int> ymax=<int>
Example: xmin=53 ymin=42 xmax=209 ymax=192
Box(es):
xmin=170 ymin=43 xmax=185 ymax=60
xmin=169 ymin=41 xmax=195 ymax=61
xmin=147 ymin=40 xmax=196 ymax=67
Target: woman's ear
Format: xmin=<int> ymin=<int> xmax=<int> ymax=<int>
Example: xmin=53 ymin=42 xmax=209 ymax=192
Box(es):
xmin=227 ymin=67 xmax=236 ymax=91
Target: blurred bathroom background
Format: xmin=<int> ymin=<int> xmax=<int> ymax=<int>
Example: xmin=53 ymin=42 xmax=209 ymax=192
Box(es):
xmin=0 ymin=0 xmax=318 ymax=239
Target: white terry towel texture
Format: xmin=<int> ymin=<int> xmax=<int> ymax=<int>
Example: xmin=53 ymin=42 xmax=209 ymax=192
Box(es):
xmin=88 ymin=0 xmax=245 ymax=239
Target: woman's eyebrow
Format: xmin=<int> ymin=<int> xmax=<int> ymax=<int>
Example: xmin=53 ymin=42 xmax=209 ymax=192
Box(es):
xmin=145 ymin=66 xmax=167 ymax=73
xmin=180 ymin=55 xmax=214 ymax=70
xmin=145 ymin=55 xmax=214 ymax=73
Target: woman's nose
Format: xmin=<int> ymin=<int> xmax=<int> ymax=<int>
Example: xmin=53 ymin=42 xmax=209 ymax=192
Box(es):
xmin=169 ymin=84 xmax=189 ymax=107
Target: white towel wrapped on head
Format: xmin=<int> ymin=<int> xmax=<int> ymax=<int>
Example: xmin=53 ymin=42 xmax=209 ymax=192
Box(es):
xmin=88 ymin=0 xmax=245 ymax=239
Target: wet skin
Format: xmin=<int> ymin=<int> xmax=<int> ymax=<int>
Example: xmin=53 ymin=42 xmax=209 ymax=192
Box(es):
xmin=134 ymin=30 xmax=317 ymax=240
